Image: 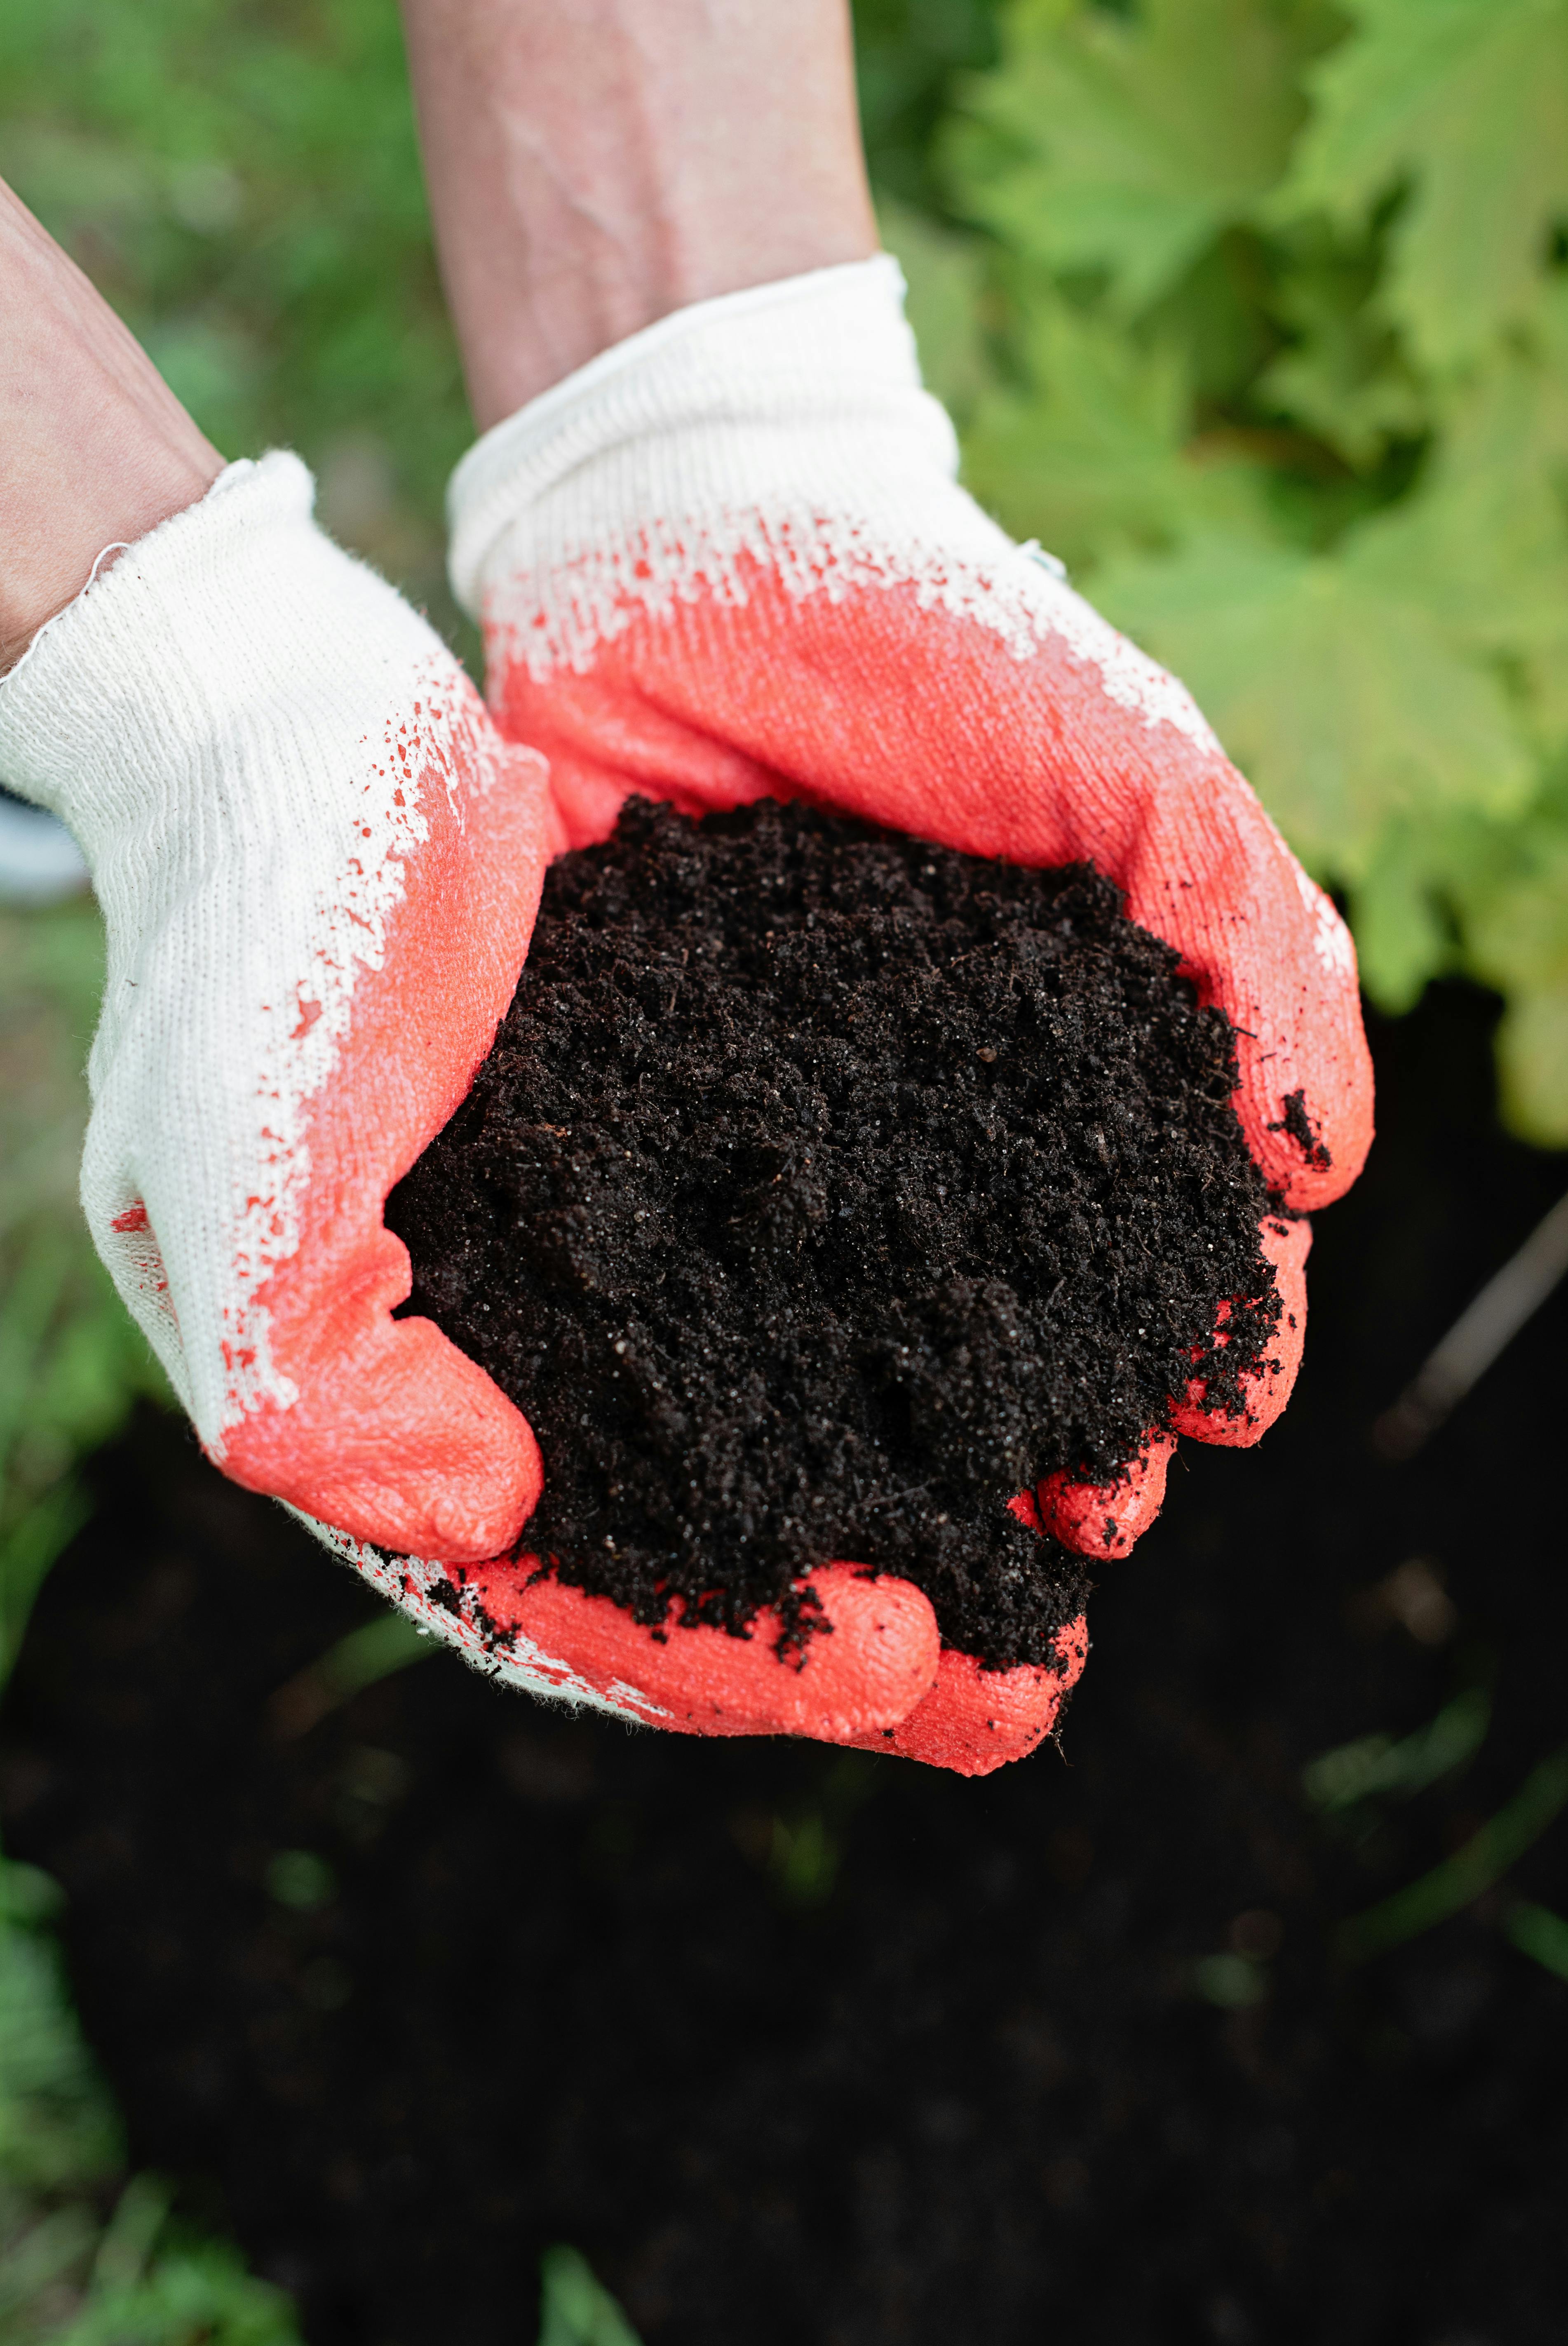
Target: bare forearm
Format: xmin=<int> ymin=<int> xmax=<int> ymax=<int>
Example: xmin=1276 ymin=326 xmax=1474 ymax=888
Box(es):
xmin=399 ymin=0 xmax=878 ymax=428
xmin=0 ymin=179 xmax=223 ymax=673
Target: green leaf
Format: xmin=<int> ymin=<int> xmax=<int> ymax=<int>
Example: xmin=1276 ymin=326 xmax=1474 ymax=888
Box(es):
xmin=0 ymin=1481 xmax=93 ymax=1692
xmin=951 ymin=0 xmax=1338 ymax=313
xmin=59 ymin=2235 xmax=303 ymax=2344
xmin=1095 ymin=519 xmax=1535 ymax=877
xmin=0 ymin=1870 xmax=122 ymax=2200
xmin=1276 ymin=0 xmax=1568 ymax=372
xmin=537 ymin=2247 xmax=643 ymax=2346
xmin=1505 ymin=1900 xmax=1568 ymax=1984
xmin=1346 ymin=825 xmax=1453 ymax=1011
xmin=1256 ymin=219 xmax=1427 ymax=467
xmin=1338 ymin=1742 xmax=1568 ymax=1962
xmin=1493 ymin=984 xmax=1568 ymax=1147
xmin=876 ymin=199 xmax=996 ymax=424
xmin=1303 ymin=1685 xmax=1490 ymax=1810
xmin=1453 ymin=807 xmax=1568 ymax=1143
xmin=960 ymin=282 xmax=1268 ymax=569
xmin=1363 ymin=290 xmax=1568 ymax=679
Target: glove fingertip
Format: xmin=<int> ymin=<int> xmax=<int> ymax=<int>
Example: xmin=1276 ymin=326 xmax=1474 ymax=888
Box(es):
xmin=476 ymin=1559 xmax=941 ymax=1741
xmin=1171 ymin=1213 xmax=1310 ymax=1448
xmin=1037 ymin=1434 xmax=1175 ymax=1559
xmin=852 ymin=1622 xmax=1089 ymax=1777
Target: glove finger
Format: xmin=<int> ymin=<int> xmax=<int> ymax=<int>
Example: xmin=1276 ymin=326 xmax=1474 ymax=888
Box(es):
xmin=835 ymin=1622 xmax=1090 ymax=1777
xmin=1169 ymin=1213 xmax=1312 ymax=1449
xmin=423 ymin=1556 xmax=942 ymax=1740
xmin=1036 ymin=1434 xmax=1175 ymax=1560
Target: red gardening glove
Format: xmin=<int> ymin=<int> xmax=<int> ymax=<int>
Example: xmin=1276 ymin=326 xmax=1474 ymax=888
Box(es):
xmin=0 ymin=454 xmax=552 ymax=1565
xmin=423 ymin=259 xmax=1370 ymax=1775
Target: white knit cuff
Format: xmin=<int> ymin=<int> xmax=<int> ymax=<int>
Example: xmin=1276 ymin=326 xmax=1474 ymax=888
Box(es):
xmin=1 ymin=456 xmax=394 ymax=846
xmin=446 ymin=254 xmax=956 ymax=617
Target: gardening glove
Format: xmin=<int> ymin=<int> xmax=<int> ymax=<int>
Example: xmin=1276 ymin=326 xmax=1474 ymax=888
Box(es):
xmin=0 ymin=453 xmax=556 ymax=1565
xmin=0 ymin=451 xmax=950 ymax=1765
xmin=433 ymin=255 xmax=1372 ymax=1774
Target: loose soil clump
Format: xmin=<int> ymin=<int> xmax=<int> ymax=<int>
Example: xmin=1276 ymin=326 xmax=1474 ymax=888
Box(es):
xmin=387 ymin=797 xmax=1278 ymax=1668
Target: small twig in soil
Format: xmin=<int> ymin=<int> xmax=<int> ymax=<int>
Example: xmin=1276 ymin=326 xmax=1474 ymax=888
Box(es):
xmin=1373 ymin=1186 xmax=1568 ymax=1459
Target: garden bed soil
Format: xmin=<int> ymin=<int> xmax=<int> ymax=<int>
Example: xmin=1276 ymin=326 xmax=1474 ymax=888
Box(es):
xmin=4 ymin=983 xmax=1568 ymax=2346
xmin=385 ymin=797 xmax=1277 ymax=1667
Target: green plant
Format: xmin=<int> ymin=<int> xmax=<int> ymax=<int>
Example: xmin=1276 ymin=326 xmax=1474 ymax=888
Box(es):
xmin=0 ymin=906 xmax=168 ymax=1680
xmin=0 ymin=1857 xmax=304 ymax=2344
xmin=912 ymin=0 xmax=1568 ymax=1139
xmin=536 ymin=2247 xmax=643 ymax=2346
xmin=1336 ymin=1740 xmax=1568 ymax=1963
xmin=0 ymin=0 xmax=471 ymax=651
xmin=10 ymin=0 xmax=1568 ymax=1133
xmin=267 ymin=1610 xmax=433 ymax=1738
xmin=0 ymin=1838 xmax=636 ymax=2339
xmin=1302 ymin=1683 xmax=1491 ymax=1814
xmin=1503 ymin=1899 xmax=1568 ymax=1985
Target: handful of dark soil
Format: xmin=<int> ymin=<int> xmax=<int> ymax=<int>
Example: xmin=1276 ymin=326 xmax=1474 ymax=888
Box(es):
xmin=387 ymin=797 xmax=1279 ymax=1670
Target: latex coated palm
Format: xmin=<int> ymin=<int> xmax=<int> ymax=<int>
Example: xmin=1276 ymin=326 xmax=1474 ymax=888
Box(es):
xmin=430 ymin=257 xmax=1372 ymax=1773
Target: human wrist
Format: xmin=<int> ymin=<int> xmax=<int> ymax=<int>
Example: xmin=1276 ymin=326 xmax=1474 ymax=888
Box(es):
xmin=0 ymin=180 xmax=223 ymax=675
xmin=0 ymin=442 xmax=222 ymax=678
xmin=400 ymin=0 xmax=878 ymax=427
xmin=0 ymin=452 xmax=467 ymax=863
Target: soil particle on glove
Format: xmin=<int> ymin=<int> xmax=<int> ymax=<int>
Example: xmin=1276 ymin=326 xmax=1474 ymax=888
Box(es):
xmin=1271 ymin=1085 xmax=1333 ymax=1172
xmin=386 ymin=797 xmax=1278 ymax=1669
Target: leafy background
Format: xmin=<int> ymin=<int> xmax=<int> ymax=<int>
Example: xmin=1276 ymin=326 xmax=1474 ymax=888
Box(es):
xmin=2 ymin=0 xmax=1567 ymax=2334
xmin=7 ymin=0 xmax=1567 ymax=1136
xmin=944 ymin=0 xmax=1568 ymax=1149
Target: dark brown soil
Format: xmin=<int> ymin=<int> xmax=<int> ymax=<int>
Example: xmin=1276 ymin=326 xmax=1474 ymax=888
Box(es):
xmin=385 ymin=797 xmax=1277 ymax=1666
xmin=4 ymin=986 xmax=1567 ymax=2346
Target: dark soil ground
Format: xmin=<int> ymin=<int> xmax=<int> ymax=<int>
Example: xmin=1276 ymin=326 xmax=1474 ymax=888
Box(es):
xmin=386 ymin=798 xmax=1275 ymax=1667
xmin=3 ymin=983 xmax=1567 ymax=2346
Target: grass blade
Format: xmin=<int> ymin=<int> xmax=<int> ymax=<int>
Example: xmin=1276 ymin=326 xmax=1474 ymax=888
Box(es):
xmin=1337 ymin=1744 xmax=1568 ymax=1963
xmin=1503 ymin=1900 xmax=1568 ymax=1985
xmin=268 ymin=1611 xmax=433 ymax=1738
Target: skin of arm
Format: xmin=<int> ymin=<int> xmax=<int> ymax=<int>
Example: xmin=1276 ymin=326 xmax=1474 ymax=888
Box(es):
xmin=397 ymin=0 xmax=879 ymax=428
xmin=0 ymin=177 xmax=223 ymax=675
xmin=2 ymin=2 xmax=869 ymax=658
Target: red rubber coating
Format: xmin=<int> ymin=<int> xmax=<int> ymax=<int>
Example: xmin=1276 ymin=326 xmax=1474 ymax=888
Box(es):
xmin=1169 ymin=1215 xmax=1312 ymax=1448
xmin=838 ymin=1619 xmax=1090 ymax=1777
xmin=463 ymin=1555 xmax=942 ymax=1740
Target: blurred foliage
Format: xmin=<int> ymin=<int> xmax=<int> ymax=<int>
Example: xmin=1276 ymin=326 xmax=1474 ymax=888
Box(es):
xmin=536 ymin=2247 xmax=643 ymax=2346
xmin=0 ymin=0 xmax=469 ymax=648
xmin=855 ymin=0 xmax=1005 ymax=215
xmin=0 ymin=908 xmax=167 ymax=1682
xmin=0 ymin=1822 xmax=629 ymax=2341
xmin=932 ymin=0 xmax=1568 ymax=1140
xmin=0 ymin=1855 xmax=305 ymax=2342
xmin=0 ymin=1819 xmax=626 ymax=2344
xmin=1302 ymin=1683 xmax=1491 ymax=1815
xmin=5 ymin=0 xmax=1568 ymax=1132
xmin=2 ymin=0 xmax=1565 ymax=1508
xmin=0 ymin=908 xmax=269 ymax=2340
